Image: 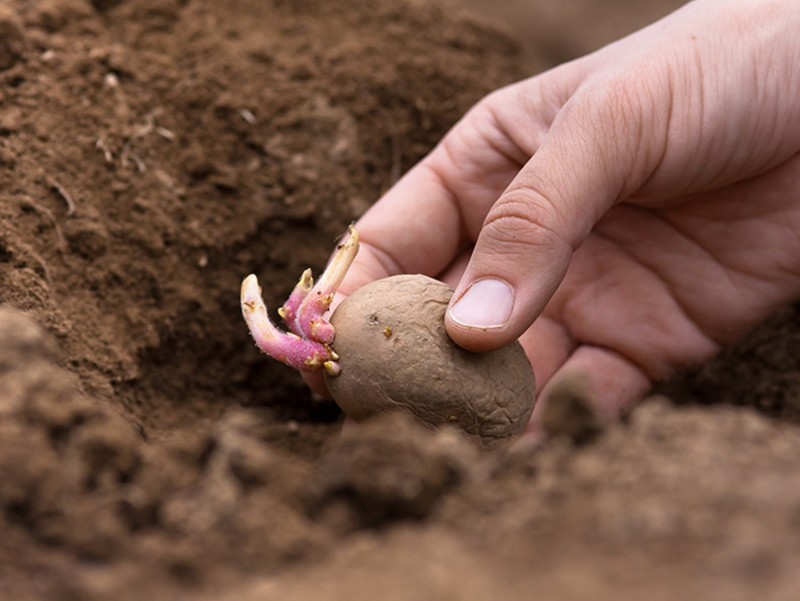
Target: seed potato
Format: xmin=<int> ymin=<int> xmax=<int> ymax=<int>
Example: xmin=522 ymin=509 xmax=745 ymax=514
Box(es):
xmin=324 ymin=274 xmax=536 ymax=448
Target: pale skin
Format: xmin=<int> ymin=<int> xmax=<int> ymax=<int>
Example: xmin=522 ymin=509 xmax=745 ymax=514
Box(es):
xmin=305 ymin=0 xmax=800 ymax=432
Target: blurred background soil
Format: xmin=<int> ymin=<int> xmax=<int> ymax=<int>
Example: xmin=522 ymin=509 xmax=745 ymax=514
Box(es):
xmin=1 ymin=0 xmax=799 ymax=599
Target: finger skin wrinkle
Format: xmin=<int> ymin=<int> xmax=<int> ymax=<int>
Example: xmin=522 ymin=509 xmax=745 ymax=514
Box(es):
xmin=688 ymin=39 xmax=706 ymax=188
xmin=577 ymin=72 xmax=662 ymax=203
xmin=658 ymin=209 xmax=776 ymax=297
xmin=512 ymin=64 xmax=586 ymax=140
xmin=577 ymin=228 xmax=721 ymax=379
xmin=485 ymin=186 xmax=574 ymax=254
xmin=639 ymin=55 xmax=677 ymax=196
xmin=643 ymin=39 xmax=708 ymax=197
xmin=592 ymin=221 xmax=724 ymax=355
xmin=472 ymin=95 xmax=531 ymax=168
xmin=660 ymin=206 xmax=800 ymax=332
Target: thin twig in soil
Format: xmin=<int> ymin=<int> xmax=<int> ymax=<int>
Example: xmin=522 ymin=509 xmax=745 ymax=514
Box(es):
xmin=121 ymin=148 xmax=147 ymax=173
xmin=47 ymin=177 xmax=77 ymax=217
xmin=119 ymin=112 xmax=178 ymax=172
xmin=96 ymin=136 xmax=114 ymax=163
xmin=155 ymin=126 xmax=175 ymax=141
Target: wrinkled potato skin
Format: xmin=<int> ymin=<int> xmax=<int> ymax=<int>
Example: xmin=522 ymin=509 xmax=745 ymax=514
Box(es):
xmin=324 ymin=275 xmax=536 ymax=448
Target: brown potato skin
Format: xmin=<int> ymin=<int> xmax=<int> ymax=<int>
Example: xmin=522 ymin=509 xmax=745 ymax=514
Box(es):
xmin=324 ymin=274 xmax=536 ymax=448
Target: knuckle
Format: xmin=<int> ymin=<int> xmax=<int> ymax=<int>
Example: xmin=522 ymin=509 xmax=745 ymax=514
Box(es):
xmin=593 ymin=72 xmax=650 ymax=116
xmin=567 ymin=73 xmax=665 ymax=192
xmin=569 ymin=73 xmax=654 ymax=144
xmin=483 ymin=189 xmax=568 ymax=252
xmin=471 ymin=87 xmax=509 ymax=119
xmin=573 ymin=76 xmax=651 ymax=139
xmin=455 ymin=94 xmax=501 ymax=142
xmin=599 ymin=76 xmax=647 ymax=119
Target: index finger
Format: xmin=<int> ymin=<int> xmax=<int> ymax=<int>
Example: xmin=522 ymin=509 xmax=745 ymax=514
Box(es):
xmin=338 ymin=161 xmax=464 ymax=297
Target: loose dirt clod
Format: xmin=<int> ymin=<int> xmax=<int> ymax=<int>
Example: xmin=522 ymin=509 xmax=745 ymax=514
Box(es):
xmin=325 ymin=275 xmax=536 ymax=448
xmin=307 ymin=413 xmax=475 ymax=532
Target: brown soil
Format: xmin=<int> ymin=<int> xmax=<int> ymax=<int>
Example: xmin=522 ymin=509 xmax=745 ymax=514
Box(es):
xmin=1 ymin=1 xmax=799 ymax=599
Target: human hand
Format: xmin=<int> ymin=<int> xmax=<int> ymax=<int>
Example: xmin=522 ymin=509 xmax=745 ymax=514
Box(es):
xmin=316 ymin=0 xmax=800 ymax=430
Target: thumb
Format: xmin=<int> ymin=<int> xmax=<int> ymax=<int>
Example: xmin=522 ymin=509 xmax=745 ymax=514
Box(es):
xmin=445 ymin=80 xmax=662 ymax=351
